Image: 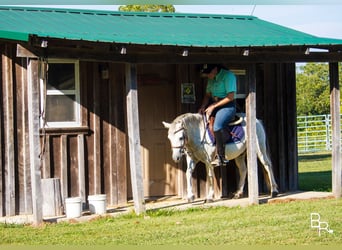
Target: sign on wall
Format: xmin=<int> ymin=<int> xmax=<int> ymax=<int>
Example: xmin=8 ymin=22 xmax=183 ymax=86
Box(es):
xmin=181 ymin=83 xmax=195 ymax=104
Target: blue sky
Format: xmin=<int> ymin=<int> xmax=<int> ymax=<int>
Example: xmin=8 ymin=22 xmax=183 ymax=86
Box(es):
xmin=173 ymin=5 xmax=342 ymax=39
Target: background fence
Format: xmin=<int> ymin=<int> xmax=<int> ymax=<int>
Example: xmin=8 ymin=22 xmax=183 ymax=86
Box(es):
xmin=297 ymin=114 xmax=341 ymax=153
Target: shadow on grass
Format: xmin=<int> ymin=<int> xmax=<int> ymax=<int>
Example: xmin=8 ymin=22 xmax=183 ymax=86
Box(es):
xmin=299 ymin=170 xmax=332 ymax=192
xmin=298 ymin=153 xmax=331 ymax=162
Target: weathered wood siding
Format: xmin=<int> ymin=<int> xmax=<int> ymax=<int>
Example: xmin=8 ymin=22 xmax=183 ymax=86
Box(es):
xmin=1 ymin=43 xmax=127 ymax=216
xmin=0 ymin=41 xmax=298 ymax=216
xmin=258 ymin=63 xmax=298 ymax=192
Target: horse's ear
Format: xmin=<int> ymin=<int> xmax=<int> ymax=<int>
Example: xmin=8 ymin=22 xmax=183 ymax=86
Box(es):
xmin=162 ymin=121 xmax=171 ymax=129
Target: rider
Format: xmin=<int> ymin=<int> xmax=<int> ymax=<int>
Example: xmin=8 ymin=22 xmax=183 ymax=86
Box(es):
xmin=198 ymin=64 xmax=237 ymax=167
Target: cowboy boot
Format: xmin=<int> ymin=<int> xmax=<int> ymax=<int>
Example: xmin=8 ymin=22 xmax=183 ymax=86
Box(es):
xmin=211 ymin=129 xmax=229 ymax=166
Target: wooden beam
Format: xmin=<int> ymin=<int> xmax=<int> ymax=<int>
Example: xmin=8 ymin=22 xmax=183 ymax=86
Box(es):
xmin=246 ymin=64 xmax=259 ymax=205
xmin=125 ymin=63 xmax=145 ymax=214
xmin=329 ymin=62 xmax=341 ymax=198
xmin=16 ymin=44 xmax=38 ymax=58
xmin=27 ymin=58 xmax=43 ymax=225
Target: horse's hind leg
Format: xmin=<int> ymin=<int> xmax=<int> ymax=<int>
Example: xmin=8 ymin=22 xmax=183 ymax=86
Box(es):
xmin=233 ymin=153 xmax=247 ymax=199
xmin=256 ymin=125 xmax=279 ymax=197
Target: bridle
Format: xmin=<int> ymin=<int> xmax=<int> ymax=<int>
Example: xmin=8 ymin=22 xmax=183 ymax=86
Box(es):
xmin=169 ymin=115 xmax=212 ymax=161
xmin=170 ymin=123 xmax=187 ymax=150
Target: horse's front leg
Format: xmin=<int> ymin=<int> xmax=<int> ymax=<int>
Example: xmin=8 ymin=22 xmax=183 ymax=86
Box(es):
xmin=185 ymin=153 xmax=196 ymax=202
xmin=205 ymin=163 xmax=215 ymax=203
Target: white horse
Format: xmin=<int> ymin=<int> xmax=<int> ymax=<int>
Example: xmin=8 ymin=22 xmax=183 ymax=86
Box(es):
xmin=162 ymin=113 xmax=279 ymax=202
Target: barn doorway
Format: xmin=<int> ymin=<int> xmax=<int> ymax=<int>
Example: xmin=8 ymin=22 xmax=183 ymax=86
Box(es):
xmin=137 ymin=64 xmax=178 ymax=197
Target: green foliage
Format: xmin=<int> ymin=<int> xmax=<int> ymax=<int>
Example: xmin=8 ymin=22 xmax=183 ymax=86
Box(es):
xmin=296 ymin=63 xmax=330 ymax=115
xmin=296 ymin=62 xmax=342 ymax=116
xmin=118 ymin=5 xmax=175 ymax=13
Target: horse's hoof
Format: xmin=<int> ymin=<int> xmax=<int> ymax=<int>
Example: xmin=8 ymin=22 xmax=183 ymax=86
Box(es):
xmin=271 ymin=191 xmax=279 ymax=198
xmin=233 ymin=193 xmax=241 ymax=199
xmin=205 ymin=199 xmax=214 ymax=203
xmin=187 ymin=195 xmax=195 ymax=203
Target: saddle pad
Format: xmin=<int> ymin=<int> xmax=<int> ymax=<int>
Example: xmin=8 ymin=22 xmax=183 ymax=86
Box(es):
xmin=227 ymin=124 xmax=244 ymax=143
xmin=207 ymin=124 xmax=244 ymax=144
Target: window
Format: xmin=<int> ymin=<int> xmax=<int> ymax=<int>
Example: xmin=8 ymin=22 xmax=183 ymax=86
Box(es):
xmin=41 ymin=59 xmax=80 ymax=128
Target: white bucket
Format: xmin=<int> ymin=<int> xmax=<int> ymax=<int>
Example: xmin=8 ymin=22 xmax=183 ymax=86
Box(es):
xmin=65 ymin=197 xmax=82 ymax=218
xmin=88 ymin=194 xmax=107 ymax=214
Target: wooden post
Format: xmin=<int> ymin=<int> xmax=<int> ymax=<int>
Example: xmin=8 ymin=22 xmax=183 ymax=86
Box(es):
xmin=125 ymin=63 xmax=145 ymax=214
xmin=2 ymin=45 xmax=16 ymax=216
xmin=246 ymin=64 xmax=259 ymax=205
xmin=329 ymin=62 xmax=341 ymax=198
xmin=28 ymin=58 xmax=43 ymax=225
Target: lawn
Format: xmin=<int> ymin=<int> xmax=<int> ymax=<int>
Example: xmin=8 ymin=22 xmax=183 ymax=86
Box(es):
xmin=0 ymin=198 xmax=341 ymax=246
xmin=298 ymin=151 xmax=332 ymax=192
xmin=0 ymin=152 xmax=340 ymax=246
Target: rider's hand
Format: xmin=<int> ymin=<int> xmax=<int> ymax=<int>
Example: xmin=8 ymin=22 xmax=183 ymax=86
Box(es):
xmin=205 ymin=104 xmax=216 ymax=117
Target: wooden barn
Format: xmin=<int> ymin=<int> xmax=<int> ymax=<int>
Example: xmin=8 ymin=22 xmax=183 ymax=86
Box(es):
xmin=0 ymin=6 xmax=341 ymax=222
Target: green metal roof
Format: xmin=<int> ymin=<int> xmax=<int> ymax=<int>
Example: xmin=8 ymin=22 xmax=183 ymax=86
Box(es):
xmin=0 ymin=6 xmax=342 ymax=48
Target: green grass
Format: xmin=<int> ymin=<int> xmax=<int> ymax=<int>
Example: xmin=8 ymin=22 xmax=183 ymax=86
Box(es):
xmin=298 ymin=152 xmax=332 ymax=192
xmin=0 ymin=152 xmax=340 ymax=246
xmin=0 ymin=198 xmax=341 ymax=246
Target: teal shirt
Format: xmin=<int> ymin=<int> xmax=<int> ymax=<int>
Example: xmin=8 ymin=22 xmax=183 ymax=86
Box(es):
xmin=206 ymin=69 xmax=236 ymax=98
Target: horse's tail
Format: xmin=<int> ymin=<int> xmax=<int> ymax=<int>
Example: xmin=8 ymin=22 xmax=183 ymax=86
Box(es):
xmin=255 ymin=119 xmax=274 ymax=189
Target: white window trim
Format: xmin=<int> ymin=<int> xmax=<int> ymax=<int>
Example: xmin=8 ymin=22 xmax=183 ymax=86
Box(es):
xmin=40 ymin=59 xmax=81 ymax=128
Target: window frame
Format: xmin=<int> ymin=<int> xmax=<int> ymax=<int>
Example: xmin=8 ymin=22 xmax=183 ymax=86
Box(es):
xmin=40 ymin=59 xmax=81 ymax=128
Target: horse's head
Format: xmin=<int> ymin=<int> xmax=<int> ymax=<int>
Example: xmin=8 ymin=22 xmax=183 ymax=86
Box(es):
xmin=162 ymin=119 xmax=187 ymax=163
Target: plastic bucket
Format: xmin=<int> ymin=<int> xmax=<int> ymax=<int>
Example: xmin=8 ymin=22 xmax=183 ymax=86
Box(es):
xmin=65 ymin=197 xmax=82 ymax=218
xmin=88 ymin=194 xmax=107 ymax=214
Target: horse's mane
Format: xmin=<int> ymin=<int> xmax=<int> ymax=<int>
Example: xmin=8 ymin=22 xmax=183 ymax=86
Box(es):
xmin=172 ymin=113 xmax=202 ymax=128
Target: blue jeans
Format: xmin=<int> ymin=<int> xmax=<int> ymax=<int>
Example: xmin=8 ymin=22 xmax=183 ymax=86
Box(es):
xmin=213 ymin=102 xmax=236 ymax=132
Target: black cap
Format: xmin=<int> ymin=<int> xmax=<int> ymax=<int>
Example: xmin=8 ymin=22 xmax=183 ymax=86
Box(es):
xmin=201 ymin=64 xmax=218 ymax=74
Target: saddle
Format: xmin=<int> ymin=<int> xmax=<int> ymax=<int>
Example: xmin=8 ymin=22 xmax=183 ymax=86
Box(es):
xmin=208 ymin=115 xmax=244 ymax=145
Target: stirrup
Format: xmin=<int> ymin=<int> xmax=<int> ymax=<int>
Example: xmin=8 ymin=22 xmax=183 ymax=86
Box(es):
xmin=211 ymin=155 xmax=229 ymax=166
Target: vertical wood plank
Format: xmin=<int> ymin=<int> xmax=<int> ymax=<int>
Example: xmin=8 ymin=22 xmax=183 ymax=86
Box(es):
xmin=276 ymin=64 xmax=286 ymax=191
xmin=27 ymin=57 xmax=42 ymax=225
xmin=0 ymin=47 xmax=3 ymax=216
xmin=16 ymin=57 xmax=33 ymax=214
xmin=285 ymin=63 xmax=298 ymax=191
xmin=78 ymin=134 xmax=86 ymax=202
xmin=114 ymin=65 xmax=127 ymax=205
xmin=329 ymin=62 xmax=341 ymax=198
xmin=2 ymin=45 xmax=16 ymax=216
xmin=125 ymin=63 xmax=145 ymax=214
xmin=93 ymin=63 xmax=101 ymax=194
xmin=41 ymin=134 xmax=51 ymax=178
xmin=246 ymin=64 xmax=259 ymax=205
xmin=61 ymin=135 xmax=68 ymax=199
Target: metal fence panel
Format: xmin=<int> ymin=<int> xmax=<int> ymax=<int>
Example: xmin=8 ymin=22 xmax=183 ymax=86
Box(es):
xmin=297 ymin=114 xmax=341 ymax=153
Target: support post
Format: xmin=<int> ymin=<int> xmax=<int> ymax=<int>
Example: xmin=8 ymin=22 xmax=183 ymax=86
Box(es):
xmin=2 ymin=45 xmax=15 ymax=216
xmin=28 ymin=58 xmax=43 ymax=225
xmin=329 ymin=62 xmax=341 ymax=198
xmin=246 ymin=64 xmax=259 ymax=205
xmin=125 ymin=63 xmax=145 ymax=214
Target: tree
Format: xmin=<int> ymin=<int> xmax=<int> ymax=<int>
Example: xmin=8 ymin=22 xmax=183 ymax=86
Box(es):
xmin=296 ymin=62 xmax=342 ymax=116
xmin=118 ymin=5 xmax=175 ymax=12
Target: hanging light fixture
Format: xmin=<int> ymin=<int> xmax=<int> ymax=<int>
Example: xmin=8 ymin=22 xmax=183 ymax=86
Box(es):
xmin=182 ymin=48 xmax=189 ymax=57
xmin=242 ymin=49 xmax=249 ymax=56
xmin=120 ymin=46 xmax=127 ymax=55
